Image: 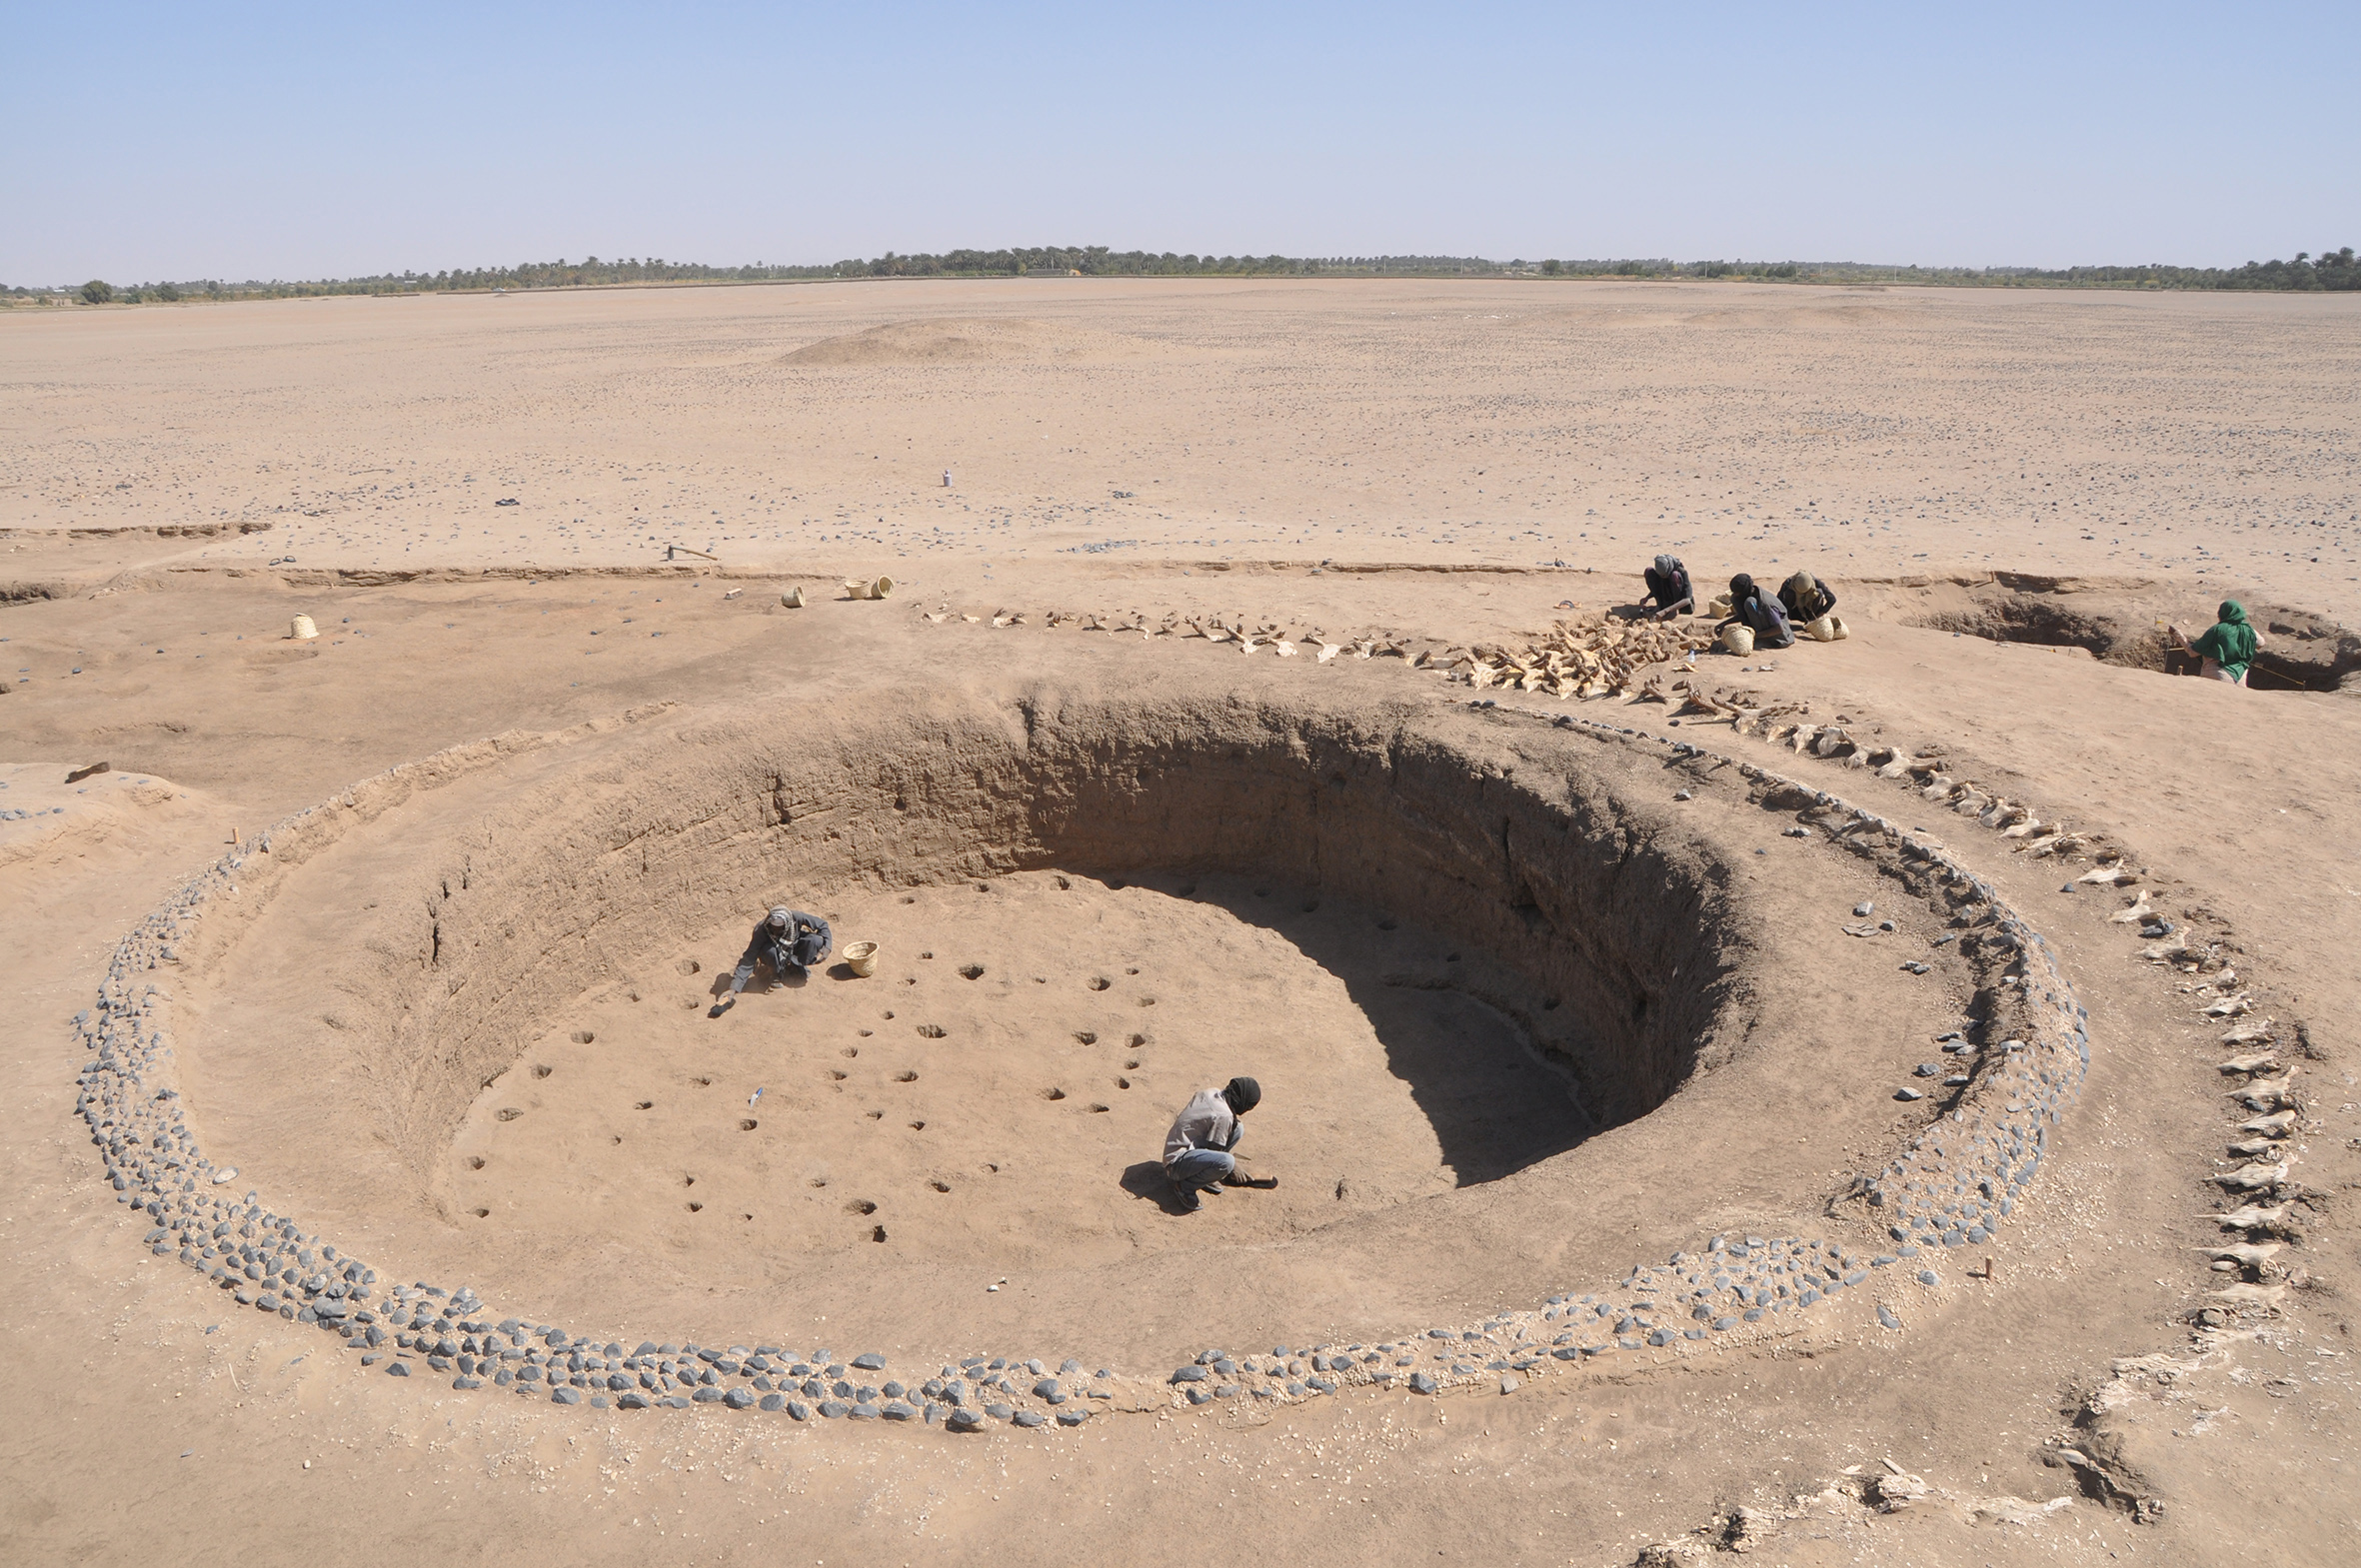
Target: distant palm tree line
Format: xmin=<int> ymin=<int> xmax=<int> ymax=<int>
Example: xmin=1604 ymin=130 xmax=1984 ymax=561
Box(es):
xmin=19 ymin=245 xmax=2357 ymax=305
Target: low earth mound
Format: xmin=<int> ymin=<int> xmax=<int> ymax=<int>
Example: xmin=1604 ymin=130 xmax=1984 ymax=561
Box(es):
xmin=780 ymin=317 xmax=1159 ymax=367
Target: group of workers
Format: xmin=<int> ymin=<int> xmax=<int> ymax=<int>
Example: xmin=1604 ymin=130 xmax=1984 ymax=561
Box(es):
xmin=708 ymin=904 xmax=1279 ymax=1214
xmin=1638 ymin=554 xmax=1839 ymax=651
xmin=1641 ymin=556 xmax=2265 ymax=687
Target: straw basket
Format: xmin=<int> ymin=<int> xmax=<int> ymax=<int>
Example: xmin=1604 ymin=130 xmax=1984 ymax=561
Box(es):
xmin=842 ymin=579 xmax=871 ymax=600
xmin=782 ymin=586 xmax=806 ymax=609
xmin=871 ymin=576 xmax=895 ymax=600
xmin=289 ymin=615 xmax=318 ymax=641
xmin=1718 ymin=623 xmax=1755 ymax=657
xmin=1806 ymin=614 xmax=1850 ymax=643
xmin=1706 ymin=595 xmax=1733 ymax=619
xmin=842 ymin=940 xmax=879 ymax=977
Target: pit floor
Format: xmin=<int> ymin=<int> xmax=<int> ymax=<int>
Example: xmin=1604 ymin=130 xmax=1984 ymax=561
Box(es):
xmin=454 ymin=871 xmax=1584 ymax=1274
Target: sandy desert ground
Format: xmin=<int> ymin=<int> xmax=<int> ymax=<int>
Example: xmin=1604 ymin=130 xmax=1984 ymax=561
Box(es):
xmin=2 ymin=279 xmax=2358 ymax=1567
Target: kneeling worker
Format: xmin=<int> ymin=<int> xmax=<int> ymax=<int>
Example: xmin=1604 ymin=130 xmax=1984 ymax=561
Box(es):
xmin=1163 ymin=1076 xmax=1276 ymax=1212
xmin=710 ymin=905 xmax=832 ymax=1016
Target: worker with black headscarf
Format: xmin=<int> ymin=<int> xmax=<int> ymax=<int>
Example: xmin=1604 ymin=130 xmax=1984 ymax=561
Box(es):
xmin=1640 ymin=554 xmax=1695 ymax=621
xmin=1162 ymin=1076 xmax=1276 ymax=1211
xmin=710 ymin=905 xmax=833 ymax=1016
xmin=1716 ymin=573 xmax=1796 ymax=649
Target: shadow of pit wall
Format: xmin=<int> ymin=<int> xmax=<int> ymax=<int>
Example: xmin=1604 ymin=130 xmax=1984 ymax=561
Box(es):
xmin=1121 ymin=871 xmax=1607 ymax=1186
xmin=1009 ymin=696 xmax=1745 ymax=1140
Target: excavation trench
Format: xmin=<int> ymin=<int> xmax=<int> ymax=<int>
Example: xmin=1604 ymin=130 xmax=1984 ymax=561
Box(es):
xmin=1878 ymin=574 xmax=2360 ymax=693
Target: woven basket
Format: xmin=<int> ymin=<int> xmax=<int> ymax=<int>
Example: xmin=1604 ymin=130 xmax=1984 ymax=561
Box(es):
xmin=1719 ymin=623 xmax=1755 ymax=657
xmin=289 ymin=615 xmax=318 ymax=641
xmin=842 ymin=940 xmax=879 ymax=977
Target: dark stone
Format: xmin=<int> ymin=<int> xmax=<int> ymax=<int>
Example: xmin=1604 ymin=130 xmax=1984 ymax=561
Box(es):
xmin=387 ymin=1361 xmax=410 ymax=1377
xmin=788 ymin=1400 xmax=812 ymax=1420
xmin=882 ymin=1401 xmax=918 ymax=1421
xmin=724 ymin=1387 xmax=756 ymax=1409
xmin=985 ymin=1402 xmax=1016 ymax=1420
xmin=1171 ymin=1366 xmax=1206 ymax=1383
xmin=619 ymin=1392 xmax=651 ymax=1409
xmin=1409 ymin=1372 xmax=1438 ymax=1394
xmin=819 ymin=1400 xmax=850 ymax=1419
xmin=1056 ymin=1409 xmax=1088 ymax=1426
xmin=551 ymin=1386 xmax=582 ymax=1405
xmin=1011 ymin=1410 xmax=1046 ymax=1428
xmin=852 ymin=1352 xmax=886 ymax=1370
xmin=693 ymin=1386 xmax=725 ymax=1403
xmin=948 ymin=1408 xmax=984 ymax=1431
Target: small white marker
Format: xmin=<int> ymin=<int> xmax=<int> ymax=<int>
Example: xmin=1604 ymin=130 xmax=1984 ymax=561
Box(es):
xmin=749 ymin=1088 xmax=764 ymax=1107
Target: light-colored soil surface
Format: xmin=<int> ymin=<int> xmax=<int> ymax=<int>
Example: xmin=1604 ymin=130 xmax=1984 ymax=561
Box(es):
xmin=2 ymin=281 xmax=2356 ymax=1567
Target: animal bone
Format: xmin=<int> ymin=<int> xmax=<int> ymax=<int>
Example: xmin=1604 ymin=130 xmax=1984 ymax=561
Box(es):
xmin=2210 ymin=1203 xmax=2287 ymax=1230
xmin=2205 ymin=992 xmax=2252 ymax=1017
xmin=2077 ymin=864 xmax=2137 ymax=886
xmin=2235 ymin=1075 xmax=2296 ymax=1111
xmin=2239 ymin=1109 xmax=2297 ymax=1136
xmin=2220 ymin=1020 xmax=2272 ymax=1045
xmin=2208 ymin=1161 xmax=2286 ymax=1190
xmin=2198 ymin=1242 xmax=2281 ymax=1268
xmin=2206 ymin=1282 xmax=2286 ymax=1309
xmin=2109 ymin=891 xmax=2156 ymax=924
xmin=2217 ymin=1052 xmax=2278 ymax=1075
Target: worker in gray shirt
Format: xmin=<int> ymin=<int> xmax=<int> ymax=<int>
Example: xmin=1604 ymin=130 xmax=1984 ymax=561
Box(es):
xmin=1163 ymin=1076 xmax=1276 ymax=1211
xmin=710 ymin=906 xmax=831 ymax=1016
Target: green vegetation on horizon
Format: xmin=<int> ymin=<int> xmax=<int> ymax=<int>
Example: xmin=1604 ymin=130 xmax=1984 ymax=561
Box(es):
xmin=13 ymin=244 xmax=2358 ymax=304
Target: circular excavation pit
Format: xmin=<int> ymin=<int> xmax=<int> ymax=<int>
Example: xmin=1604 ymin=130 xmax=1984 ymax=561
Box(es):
xmin=117 ymin=678 xmax=2086 ymax=1406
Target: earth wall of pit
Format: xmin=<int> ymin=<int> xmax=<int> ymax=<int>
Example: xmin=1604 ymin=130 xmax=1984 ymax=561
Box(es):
xmin=294 ymin=690 xmax=1742 ymax=1182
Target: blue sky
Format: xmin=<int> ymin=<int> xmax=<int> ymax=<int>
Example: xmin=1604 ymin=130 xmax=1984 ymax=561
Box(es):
xmin=4 ymin=1 xmax=2352 ymax=283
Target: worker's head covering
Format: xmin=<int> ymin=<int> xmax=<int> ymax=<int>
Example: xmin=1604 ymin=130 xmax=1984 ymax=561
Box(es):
xmin=1653 ymin=553 xmax=1683 ymax=580
xmin=1729 ymin=573 xmax=1754 ymax=601
xmin=767 ymin=906 xmax=792 ymax=928
xmin=2218 ymin=600 xmax=2247 ymax=625
xmin=1223 ymin=1075 xmax=1261 ymax=1114
xmin=1785 ymin=570 xmax=1819 ymax=599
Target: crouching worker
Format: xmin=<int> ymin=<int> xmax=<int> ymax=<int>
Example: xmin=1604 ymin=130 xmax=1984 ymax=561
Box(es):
xmin=709 ymin=905 xmax=832 ymax=1016
xmin=1717 ymin=574 xmax=1796 ymax=651
xmin=2170 ymin=601 xmax=2265 ymax=687
xmin=1163 ymin=1076 xmax=1276 ymax=1212
xmin=1778 ymin=569 xmax=1837 ymax=627
xmin=1640 ymin=554 xmax=1695 ymax=621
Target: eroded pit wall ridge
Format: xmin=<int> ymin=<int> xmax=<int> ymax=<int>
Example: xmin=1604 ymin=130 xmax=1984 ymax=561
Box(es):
xmin=70 ymin=708 xmax=2088 ymax=1427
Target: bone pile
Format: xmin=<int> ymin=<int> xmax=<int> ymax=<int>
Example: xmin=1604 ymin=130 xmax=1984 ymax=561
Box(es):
xmin=1427 ymin=614 xmax=1714 ymax=700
